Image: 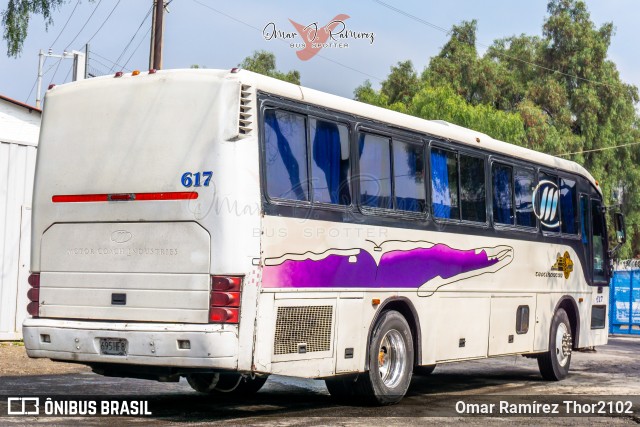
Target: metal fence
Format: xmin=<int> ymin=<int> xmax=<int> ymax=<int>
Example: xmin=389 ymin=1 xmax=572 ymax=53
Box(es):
xmin=610 ymin=262 xmax=640 ymax=335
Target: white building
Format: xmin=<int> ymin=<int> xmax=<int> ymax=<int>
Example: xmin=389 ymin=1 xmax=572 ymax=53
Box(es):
xmin=0 ymin=94 xmax=41 ymax=340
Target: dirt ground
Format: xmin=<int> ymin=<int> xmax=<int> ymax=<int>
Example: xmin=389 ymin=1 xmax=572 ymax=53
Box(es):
xmin=2 ymin=338 xmax=640 ymax=424
xmin=0 ymin=342 xmax=90 ymax=376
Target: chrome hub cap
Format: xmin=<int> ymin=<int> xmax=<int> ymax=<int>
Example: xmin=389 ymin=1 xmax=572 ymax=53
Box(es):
xmin=378 ymin=329 xmax=406 ymax=388
xmin=555 ymin=323 xmax=572 ymax=367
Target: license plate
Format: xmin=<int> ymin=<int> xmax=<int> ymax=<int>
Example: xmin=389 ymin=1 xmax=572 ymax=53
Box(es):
xmin=100 ymin=338 xmax=128 ymax=356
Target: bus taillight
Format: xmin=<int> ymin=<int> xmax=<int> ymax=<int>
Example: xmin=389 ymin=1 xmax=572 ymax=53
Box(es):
xmin=27 ymin=273 xmax=40 ymax=318
xmin=209 ymin=276 xmax=242 ymax=324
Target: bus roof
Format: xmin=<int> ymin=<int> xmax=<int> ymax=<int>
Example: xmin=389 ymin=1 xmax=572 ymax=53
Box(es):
xmin=234 ymin=69 xmax=600 ymax=193
xmin=45 ymin=68 xmax=600 ymax=192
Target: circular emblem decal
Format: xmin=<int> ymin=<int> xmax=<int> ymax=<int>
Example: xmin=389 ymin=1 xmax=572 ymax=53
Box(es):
xmin=532 ymin=180 xmax=560 ymax=228
xmin=110 ymin=230 xmax=133 ymax=244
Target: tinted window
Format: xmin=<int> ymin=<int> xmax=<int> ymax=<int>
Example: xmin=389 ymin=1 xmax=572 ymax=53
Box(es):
xmin=460 ymin=155 xmax=486 ymax=222
xmin=264 ymin=109 xmax=308 ymax=201
xmin=359 ymin=133 xmax=391 ymax=209
xmin=310 ymin=118 xmax=351 ymax=205
xmin=393 ymin=141 xmax=425 ymax=212
xmin=431 ymin=148 xmax=458 ymax=219
xmin=592 ymin=200 xmax=607 ymax=281
xmin=492 ymin=163 xmax=514 ymax=225
xmin=560 ymin=178 xmax=578 ymax=234
xmin=539 ymin=173 xmax=560 ymax=232
xmin=580 ymin=195 xmax=589 ymax=244
xmin=515 ymin=168 xmax=536 ymax=227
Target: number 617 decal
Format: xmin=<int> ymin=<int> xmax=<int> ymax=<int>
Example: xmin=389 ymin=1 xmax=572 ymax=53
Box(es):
xmin=181 ymin=171 xmax=212 ymax=187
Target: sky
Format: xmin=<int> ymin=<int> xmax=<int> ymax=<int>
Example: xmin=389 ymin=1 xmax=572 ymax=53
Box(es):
xmin=0 ymin=0 xmax=639 ymax=107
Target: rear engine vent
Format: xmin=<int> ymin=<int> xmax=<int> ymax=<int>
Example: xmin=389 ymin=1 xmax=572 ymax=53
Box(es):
xmin=239 ymin=84 xmax=253 ymax=136
xmin=274 ymin=306 xmax=333 ymax=355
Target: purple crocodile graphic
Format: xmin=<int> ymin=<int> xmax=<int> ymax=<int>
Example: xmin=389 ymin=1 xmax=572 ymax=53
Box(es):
xmin=262 ymin=242 xmax=513 ymax=289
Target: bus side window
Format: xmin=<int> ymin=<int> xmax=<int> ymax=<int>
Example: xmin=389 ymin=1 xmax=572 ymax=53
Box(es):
xmin=310 ymin=118 xmax=351 ymax=205
xmin=514 ymin=168 xmax=535 ymax=227
xmin=492 ymin=163 xmax=514 ymax=225
xmin=560 ymin=178 xmax=578 ymax=234
xmin=591 ymin=200 xmax=607 ymax=282
xmin=460 ymin=154 xmax=486 ymax=222
xmin=358 ymin=133 xmax=392 ymax=209
xmin=430 ymin=147 xmax=459 ymax=219
xmin=392 ymin=140 xmax=425 ymax=212
xmin=264 ymin=109 xmax=309 ymax=201
xmin=580 ymin=195 xmax=589 ymax=245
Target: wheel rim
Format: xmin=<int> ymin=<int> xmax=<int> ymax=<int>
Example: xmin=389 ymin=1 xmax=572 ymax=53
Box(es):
xmin=555 ymin=323 xmax=572 ymax=367
xmin=377 ymin=329 xmax=407 ymax=388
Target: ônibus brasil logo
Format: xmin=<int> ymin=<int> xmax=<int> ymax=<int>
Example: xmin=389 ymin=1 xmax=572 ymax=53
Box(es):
xmin=532 ymin=180 xmax=560 ymax=228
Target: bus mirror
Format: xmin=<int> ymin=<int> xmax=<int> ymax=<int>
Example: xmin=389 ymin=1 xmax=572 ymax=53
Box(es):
xmin=614 ymin=213 xmax=626 ymax=244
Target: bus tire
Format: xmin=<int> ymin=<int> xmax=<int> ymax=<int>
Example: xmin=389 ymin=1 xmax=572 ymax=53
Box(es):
xmin=413 ymin=364 xmax=436 ymax=376
xmin=187 ymin=373 xmax=268 ymax=395
xmin=356 ymin=310 xmax=414 ymax=405
xmin=537 ymin=308 xmax=572 ymax=381
xmin=325 ymin=376 xmax=356 ymax=398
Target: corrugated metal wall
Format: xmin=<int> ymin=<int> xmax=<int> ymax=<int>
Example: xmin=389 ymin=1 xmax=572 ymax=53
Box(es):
xmin=610 ymin=268 xmax=640 ymax=335
xmin=0 ymin=141 xmax=36 ymax=340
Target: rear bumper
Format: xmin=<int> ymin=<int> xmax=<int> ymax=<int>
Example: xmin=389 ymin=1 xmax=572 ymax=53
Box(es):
xmin=23 ymin=318 xmax=239 ymax=370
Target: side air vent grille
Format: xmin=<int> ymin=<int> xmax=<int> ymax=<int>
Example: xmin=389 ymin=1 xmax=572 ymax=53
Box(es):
xmin=239 ymin=84 xmax=253 ymax=136
xmin=274 ymin=306 xmax=333 ymax=355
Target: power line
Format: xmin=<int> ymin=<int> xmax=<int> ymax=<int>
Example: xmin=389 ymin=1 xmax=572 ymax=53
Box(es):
xmin=63 ymin=0 xmax=103 ymax=51
xmin=109 ymin=6 xmax=153 ymax=73
xmin=25 ymin=59 xmax=61 ymax=103
xmin=190 ymin=0 xmax=383 ymax=82
xmin=49 ymin=0 xmax=80 ymax=48
xmin=371 ymin=0 xmax=613 ymax=89
xmin=84 ymin=0 xmax=121 ymax=45
xmin=557 ymin=141 xmax=640 ymax=157
xmin=46 ymin=58 xmax=64 ymax=89
xmin=90 ymin=51 xmax=130 ymax=71
xmin=122 ymin=27 xmax=152 ymax=71
xmin=62 ymin=61 xmax=73 ymax=84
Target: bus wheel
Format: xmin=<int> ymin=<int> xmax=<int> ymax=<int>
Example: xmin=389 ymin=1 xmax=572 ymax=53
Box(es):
xmin=537 ymin=308 xmax=572 ymax=381
xmin=413 ymin=364 xmax=436 ymax=376
xmin=187 ymin=373 xmax=268 ymax=394
xmin=360 ymin=310 xmax=414 ymax=405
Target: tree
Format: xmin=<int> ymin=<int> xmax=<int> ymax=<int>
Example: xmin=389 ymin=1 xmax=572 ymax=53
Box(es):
xmin=239 ymin=50 xmax=300 ymax=85
xmin=354 ymin=0 xmax=640 ymax=257
xmin=2 ymin=0 xmax=65 ymax=57
xmin=380 ymin=60 xmax=419 ymax=106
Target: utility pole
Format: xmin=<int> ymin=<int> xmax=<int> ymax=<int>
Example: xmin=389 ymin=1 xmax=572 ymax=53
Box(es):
xmin=36 ymin=50 xmax=44 ymax=109
xmin=35 ymin=49 xmax=86 ymax=108
xmin=151 ymin=0 xmax=165 ymax=70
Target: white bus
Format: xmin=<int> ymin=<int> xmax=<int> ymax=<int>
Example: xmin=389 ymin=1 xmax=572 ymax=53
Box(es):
xmin=23 ymin=68 xmax=625 ymax=404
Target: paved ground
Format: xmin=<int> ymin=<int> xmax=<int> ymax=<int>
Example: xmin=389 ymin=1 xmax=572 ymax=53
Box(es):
xmin=0 ymin=337 xmax=639 ymax=425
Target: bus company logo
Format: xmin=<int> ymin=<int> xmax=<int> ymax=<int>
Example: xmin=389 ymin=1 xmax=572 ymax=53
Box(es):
xmin=551 ymin=251 xmax=574 ymax=279
xmin=7 ymin=397 xmax=39 ymax=415
xmin=262 ymin=14 xmax=375 ymax=61
xmin=110 ymin=230 xmax=133 ymax=244
xmin=532 ymin=180 xmax=560 ymax=228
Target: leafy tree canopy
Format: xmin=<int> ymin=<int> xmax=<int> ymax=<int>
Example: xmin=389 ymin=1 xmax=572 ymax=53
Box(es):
xmin=355 ymin=0 xmax=640 ymax=257
xmin=2 ymin=0 xmax=65 ymax=57
xmin=239 ymin=50 xmax=300 ymax=85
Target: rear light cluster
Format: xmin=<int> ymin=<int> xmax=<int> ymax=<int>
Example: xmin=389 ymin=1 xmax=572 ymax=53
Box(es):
xmin=27 ymin=273 xmax=40 ymax=318
xmin=209 ymin=276 xmax=242 ymax=324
